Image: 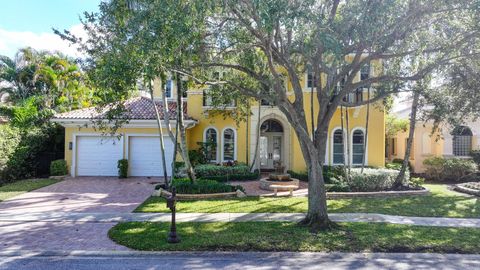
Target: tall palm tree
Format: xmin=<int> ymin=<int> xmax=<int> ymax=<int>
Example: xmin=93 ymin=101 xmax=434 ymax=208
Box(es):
xmin=0 ymin=48 xmax=42 ymax=102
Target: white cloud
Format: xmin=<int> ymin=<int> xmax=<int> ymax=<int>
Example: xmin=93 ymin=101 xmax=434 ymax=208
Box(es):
xmin=0 ymin=24 xmax=87 ymax=58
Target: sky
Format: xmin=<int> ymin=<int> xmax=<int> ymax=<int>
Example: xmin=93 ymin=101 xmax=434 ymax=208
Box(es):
xmin=0 ymin=0 xmax=101 ymax=58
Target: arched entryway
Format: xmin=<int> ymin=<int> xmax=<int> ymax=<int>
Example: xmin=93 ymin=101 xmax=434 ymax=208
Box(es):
xmin=259 ymin=119 xmax=284 ymax=170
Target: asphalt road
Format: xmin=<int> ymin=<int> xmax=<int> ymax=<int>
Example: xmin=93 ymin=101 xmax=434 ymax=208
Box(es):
xmin=0 ymin=251 xmax=479 ymax=270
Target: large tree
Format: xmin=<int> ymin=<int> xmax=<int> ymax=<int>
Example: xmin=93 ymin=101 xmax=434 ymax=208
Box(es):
xmin=65 ymin=0 xmax=479 ymax=230
xmin=191 ymin=0 xmax=479 ymax=230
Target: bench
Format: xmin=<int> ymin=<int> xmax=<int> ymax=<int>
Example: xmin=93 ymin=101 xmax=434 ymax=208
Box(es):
xmin=270 ymin=185 xmax=298 ymax=196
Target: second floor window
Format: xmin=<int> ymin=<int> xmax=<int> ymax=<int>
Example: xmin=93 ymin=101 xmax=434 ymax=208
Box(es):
xmin=164 ymin=80 xmax=172 ymax=98
xmin=307 ymin=69 xmax=318 ymax=88
xmin=361 ymin=63 xmax=370 ymax=81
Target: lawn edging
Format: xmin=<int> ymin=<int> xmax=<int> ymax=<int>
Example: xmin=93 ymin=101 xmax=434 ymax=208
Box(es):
xmin=453 ymin=185 xmax=480 ymax=197
xmin=153 ymin=188 xmax=246 ymax=200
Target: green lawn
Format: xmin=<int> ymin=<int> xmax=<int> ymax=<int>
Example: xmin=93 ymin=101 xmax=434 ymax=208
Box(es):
xmin=0 ymin=179 xmax=60 ymax=202
xmin=109 ymin=221 xmax=480 ymax=253
xmin=136 ymin=184 xmax=480 ymax=218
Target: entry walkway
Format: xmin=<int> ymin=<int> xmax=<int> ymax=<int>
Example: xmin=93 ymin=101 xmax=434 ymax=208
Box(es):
xmin=1 ymin=212 xmax=480 ymax=228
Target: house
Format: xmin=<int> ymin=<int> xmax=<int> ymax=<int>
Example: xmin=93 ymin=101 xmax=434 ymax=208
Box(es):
xmin=388 ymin=98 xmax=480 ymax=173
xmin=51 ymin=65 xmax=386 ymax=177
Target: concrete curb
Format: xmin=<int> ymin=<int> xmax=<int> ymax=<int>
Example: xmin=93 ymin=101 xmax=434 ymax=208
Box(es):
xmin=1 ymin=212 xmax=480 ymax=227
xmin=2 ymin=249 xmax=480 ymax=259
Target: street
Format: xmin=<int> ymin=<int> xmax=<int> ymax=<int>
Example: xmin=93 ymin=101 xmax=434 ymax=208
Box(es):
xmin=0 ymin=251 xmax=479 ymax=270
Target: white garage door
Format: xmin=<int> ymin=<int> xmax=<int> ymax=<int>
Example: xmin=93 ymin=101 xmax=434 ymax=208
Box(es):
xmin=129 ymin=136 xmax=174 ymax=177
xmin=76 ymin=136 xmax=124 ymax=176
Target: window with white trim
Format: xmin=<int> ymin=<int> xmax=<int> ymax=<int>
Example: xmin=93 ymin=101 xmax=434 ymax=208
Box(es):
xmin=352 ymin=130 xmax=365 ymax=165
xmin=452 ymin=126 xmax=473 ymax=156
xmin=204 ymin=128 xmax=218 ymax=162
xmin=333 ymin=129 xmax=345 ymax=164
xmin=164 ymin=79 xmax=172 ymax=98
xmin=223 ymin=128 xmax=235 ymax=161
xmin=307 ymin=69 xmax=318 ymax=88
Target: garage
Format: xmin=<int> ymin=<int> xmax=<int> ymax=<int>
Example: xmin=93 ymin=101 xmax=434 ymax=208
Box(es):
xmin=76 ymin=136 xmax=124 ymax=176
xmin=128 ymin=136 xmax=174 ymax=177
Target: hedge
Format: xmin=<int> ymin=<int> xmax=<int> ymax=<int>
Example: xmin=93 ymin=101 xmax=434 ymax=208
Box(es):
xmin=288 ymin=166 xmax=345 ymax=183
xmin=347 ymin=168 xmax=409 ymax=192
xmin=118 ymin=159 xmax=128 ymax=178
xmin=199 ymin=172 xmax=259 ymax=182
xmin=423 ymin=157 xmax=478 ymax=182
xmin=194 ymin=164 xmax=250 ymax=178
xmin=0 ymin=125 xmax=21 ymax=173
xmin=171 ymin=178 xmax=244 ymax=194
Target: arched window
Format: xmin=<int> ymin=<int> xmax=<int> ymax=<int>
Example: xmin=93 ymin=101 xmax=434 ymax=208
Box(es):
xmin=452 ymin=126 xmax=473 ymax=156
xmin=204 ymin=128 xmax=217 ymax=162
xmin=261 ymin=119 xmax=283 ymax=133
xmin=352 ymin=130 xmax=365 ymax=165
xmin=332 ymin=129 xmax=344 ymax=164
xmin=223 ymin=128 xmax=235 ymax=161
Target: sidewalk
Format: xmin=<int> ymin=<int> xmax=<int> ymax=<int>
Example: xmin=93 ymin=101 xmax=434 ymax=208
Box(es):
xmin=1 ymin=212 xmax=480 ymax=228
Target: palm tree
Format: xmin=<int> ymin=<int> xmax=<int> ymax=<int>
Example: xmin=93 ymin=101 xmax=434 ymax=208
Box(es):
xmin=0 ymin=48 xmax=42 ymax=102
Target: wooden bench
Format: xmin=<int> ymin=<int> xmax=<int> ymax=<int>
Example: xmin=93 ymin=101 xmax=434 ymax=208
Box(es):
xmin=270 ymin=185 xmax=297 ymax=196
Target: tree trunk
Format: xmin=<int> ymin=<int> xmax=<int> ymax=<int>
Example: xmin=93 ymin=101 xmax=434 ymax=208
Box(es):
xmin=148 ymin=81 xmax=169 ymax=188
xmin=361 ymin=88 xmax=370 ymax=173
xmin=158 ymin=77 xmax=177 ymax=188
xmin=394 ymin=91 xmax=420 ymax=187
xmin=176 ymin=73 xmax=196 ymax=182
xmin=293 ymin=125 xmax=334 ymax=232
xmin=249 ymin=102 xmax=262 ymax=172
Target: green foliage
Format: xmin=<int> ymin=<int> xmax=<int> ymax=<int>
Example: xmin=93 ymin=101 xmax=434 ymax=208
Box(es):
xmin=188 ymin=149 xmax=207 ymax=167
xmin=288 ymin=166 xmax=345 ymax=184
xmin=423 ymin=157 xmax=478 ymax=182
xmin=200 ymin=171 xmax=259 ymax=182
xmin=346 ymin=168 xmax=409 ymax=192
xmin=50 ymin=160 xmax=68 ymax=176
xmin=118 ymin=159 xmax=128 ymax=178
xmin=1 ymin=125 xmax=64 ymax=183
xmin=385 ymin=115 xmax=409 ymax=138
xmin=385 ymin=162 xmax=402 ymax=170
xmin=0 ymin=125 xmax=21 ymax=172
xmin=171 ymin=178 xmax=244 ymax=194
xmin=409 ymin=177 xmax=425 ymax=188
xmin=470 ymin=150 xmax=480 ymax=166
xmin=194 ymin=164 xmax=250 ymax=178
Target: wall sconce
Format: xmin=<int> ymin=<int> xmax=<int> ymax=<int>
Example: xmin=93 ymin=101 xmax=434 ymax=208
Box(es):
xmin=69 ymin=142 xmax=73 ymax=150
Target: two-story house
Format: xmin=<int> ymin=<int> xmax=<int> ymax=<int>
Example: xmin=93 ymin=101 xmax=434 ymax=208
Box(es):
xmin=52 ymin=65 xmax=386 ymax=177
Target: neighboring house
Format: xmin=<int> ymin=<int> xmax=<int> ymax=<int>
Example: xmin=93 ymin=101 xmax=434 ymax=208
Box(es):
xmin=388 ymin=98 xmax=480 ymax=173
xmin=51 ymin=66 xmax=386 ymax=177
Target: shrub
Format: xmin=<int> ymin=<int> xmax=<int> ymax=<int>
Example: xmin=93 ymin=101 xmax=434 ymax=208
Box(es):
xmin=347 ymin=168 xmax=409 ymax=192
xmin=471 ymin=150 xmax=480 ymax=166
xmin=118 ymin=159 xmax=128 ymax=178
xmin=409 ymin=177 xmax=425 ymax=188
xmin=1 ymin=125 xmax=63 ymax=182
xmin=50 ymin=160 xmax=68 ymax=176
xmin=195 ymin=164 xmax=250 ymax=178
xmin=423 ymin=157 xmax=477 ymax=182
xmin=288 ymin=166 xmax=344 ymax=183
xmin=385 ymin=162 xmax=402 ymax=170
xmin=188 ymin=149 xmax=207 ymax=167
xmin=171 ymin=178 xmax=244 ymax=194
xmin=200 ymin=171 xmax=259 ymax=182
xmin=0 ymin=125 xmax=21 ymax=173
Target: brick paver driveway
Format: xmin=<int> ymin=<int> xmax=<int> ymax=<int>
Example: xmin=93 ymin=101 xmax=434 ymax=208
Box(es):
xmin=0 ymin=177 xmax=157 ymax=251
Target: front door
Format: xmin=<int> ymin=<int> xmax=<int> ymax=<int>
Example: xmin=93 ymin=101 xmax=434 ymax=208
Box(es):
xmin=260 ymin=133 xmax=282 ymax=170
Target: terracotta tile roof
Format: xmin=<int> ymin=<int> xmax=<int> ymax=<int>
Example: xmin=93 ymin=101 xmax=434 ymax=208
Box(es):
xmin=53 ymin=97 xmax=193 ymax=120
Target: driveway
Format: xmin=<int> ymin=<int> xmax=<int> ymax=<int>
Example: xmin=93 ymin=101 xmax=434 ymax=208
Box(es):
xmin=0 ymin=177 xmax=157 ymax=251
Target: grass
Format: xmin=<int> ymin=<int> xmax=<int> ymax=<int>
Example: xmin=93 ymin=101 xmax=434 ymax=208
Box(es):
xmin=109 ymin=221 xmax=480 ymax=253
xmin=0 ymin=178 xmax=60 ymax=202
xmin=136 ymin=184 xmax=480 ymax=218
